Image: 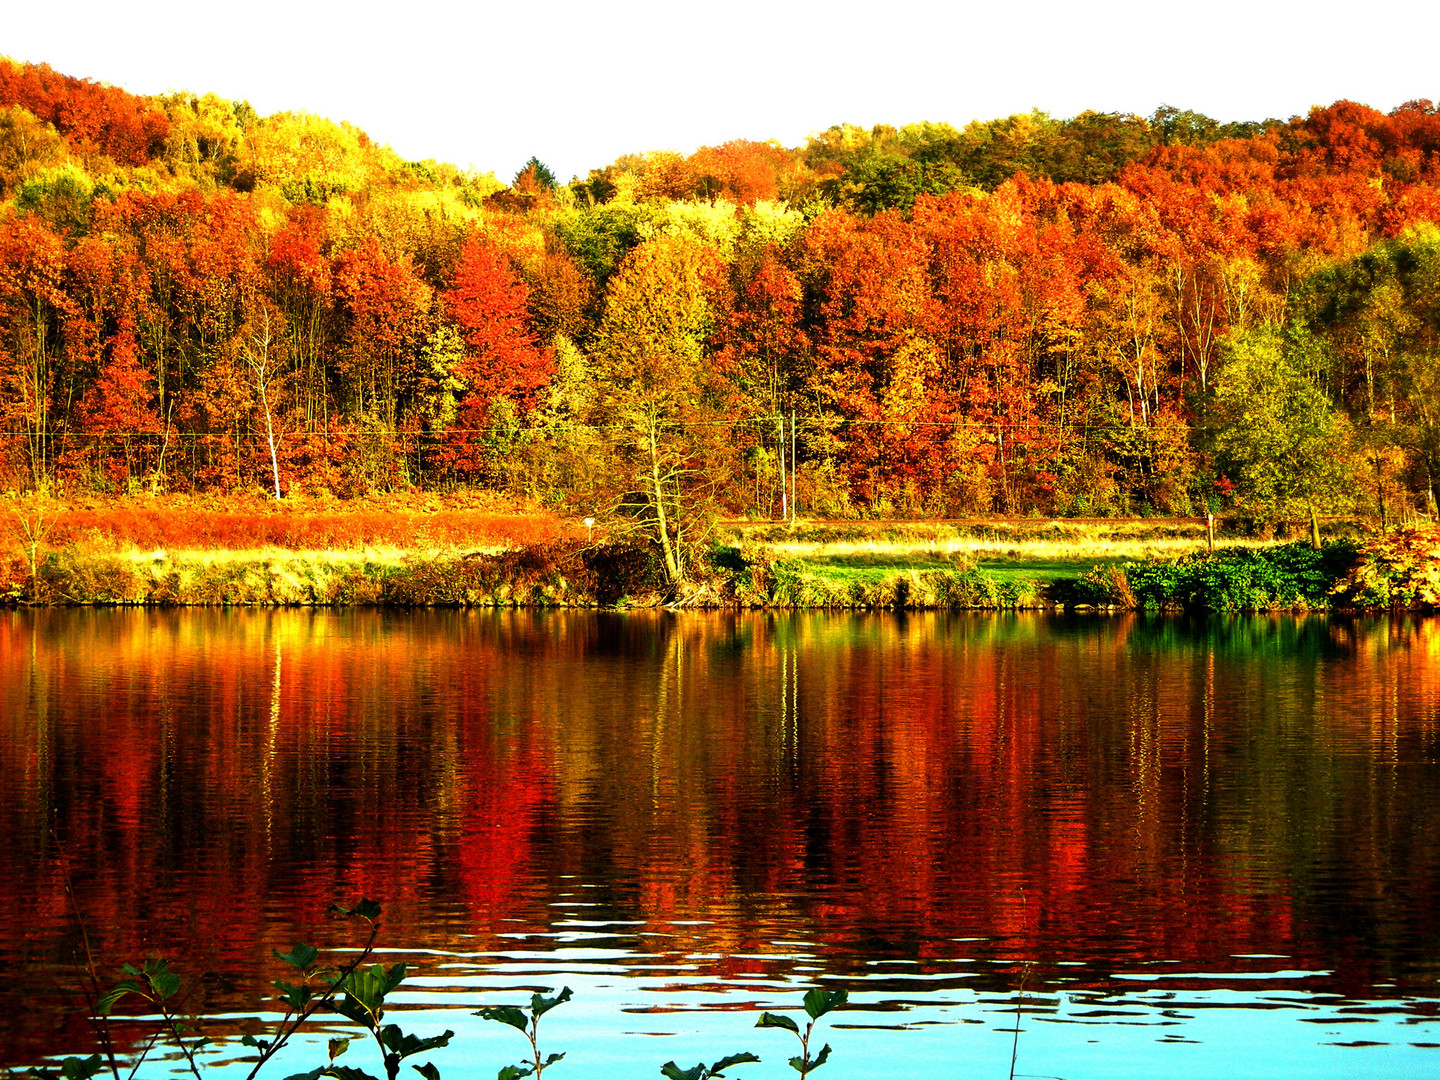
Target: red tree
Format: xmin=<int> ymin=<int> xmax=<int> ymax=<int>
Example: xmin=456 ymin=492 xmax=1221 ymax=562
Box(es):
xmin=440 ymin=236 xmax=552 ymax=417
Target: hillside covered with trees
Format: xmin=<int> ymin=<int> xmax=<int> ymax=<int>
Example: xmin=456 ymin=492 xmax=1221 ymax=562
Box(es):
xmin=3 ymin=57 xmax=1439 ymax=547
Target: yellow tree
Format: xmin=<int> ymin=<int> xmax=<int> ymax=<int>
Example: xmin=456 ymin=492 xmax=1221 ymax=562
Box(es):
xmin=589 ymin=237 xmax=734 ymax=586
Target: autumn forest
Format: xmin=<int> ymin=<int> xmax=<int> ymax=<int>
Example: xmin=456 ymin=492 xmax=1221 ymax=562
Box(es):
xmin=3 ymin=57 xmax=1440 ymax=526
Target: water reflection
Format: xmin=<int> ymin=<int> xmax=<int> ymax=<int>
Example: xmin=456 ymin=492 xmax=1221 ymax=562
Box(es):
xmin=1 ymin=610 xmax=1438 ymax=1075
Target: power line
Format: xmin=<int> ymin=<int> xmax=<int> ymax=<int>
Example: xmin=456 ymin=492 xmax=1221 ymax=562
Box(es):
xmin=0 ymin=415 xmax=1216 ymax=438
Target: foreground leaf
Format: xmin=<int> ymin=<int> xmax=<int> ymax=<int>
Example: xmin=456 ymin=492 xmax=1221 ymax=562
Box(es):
xmin=379 ymin=1025 xmax=454 ymax=1060
xmin=58 ymin=1055 xmax=104 ymax=1080
xmin=802 ymin=989 xmax=847 ymax=1020
xmin=476 ymin=1005 xmax=529 ymax=1032
xmin=530 ymin=987 xmax=572 ymax=1018
xmin=274 ymin=979 xmax=314 ymax=1011
xmin=755 ymin=1012 xmax=799 ymax=1035
xmin=708 ymin=1052 xmax=760 ymax=1074
xmin=275 ymin=944 xmax=319 ymax=970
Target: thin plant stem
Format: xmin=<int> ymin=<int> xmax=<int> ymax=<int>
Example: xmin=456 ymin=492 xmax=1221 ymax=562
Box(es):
xmin=156 ymin=999 xmax=206 ymax=1080
xmin=1009 ymin=961 xmax=1031 ymax=1080
xmin=241 ymin=917 xmax=381 ymax=1080
xmin=1010 ymin=889 xmax=1030 ymax=1080
xmin=54 ymin=837 xmax=123 ymax=1080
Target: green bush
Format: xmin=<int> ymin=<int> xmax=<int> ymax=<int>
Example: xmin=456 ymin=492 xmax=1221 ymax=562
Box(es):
xmin=723 ymin=552 xmax=1045 ymax=610
xmin=37 ymin=550 xmax=144 ymax=604
xmin=1123 ymin=541 xmax=1357 ymax=611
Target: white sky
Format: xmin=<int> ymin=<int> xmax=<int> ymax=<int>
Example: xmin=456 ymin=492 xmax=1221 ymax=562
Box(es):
xmin=4 ymin=0 xmax=1437 ymax=184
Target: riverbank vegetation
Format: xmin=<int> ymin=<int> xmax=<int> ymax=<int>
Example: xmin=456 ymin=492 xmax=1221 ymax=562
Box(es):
xmin=4 ymin=490 xmax=1434 ymax=612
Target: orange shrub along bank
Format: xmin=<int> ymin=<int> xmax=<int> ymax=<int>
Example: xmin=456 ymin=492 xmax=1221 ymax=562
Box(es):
xmin=30 ymin=495 xmax=582 ymax=553
xmin=0 ymin=493 xmax=646 ymax=608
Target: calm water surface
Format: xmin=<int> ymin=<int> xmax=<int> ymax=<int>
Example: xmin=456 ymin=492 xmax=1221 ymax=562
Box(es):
xmin=2 ymin=609 xmax=1438 ymax=1079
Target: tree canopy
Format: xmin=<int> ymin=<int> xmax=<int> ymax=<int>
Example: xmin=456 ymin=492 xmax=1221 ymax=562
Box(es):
xmin=2 ymin=55 xmax=1439 ymax=533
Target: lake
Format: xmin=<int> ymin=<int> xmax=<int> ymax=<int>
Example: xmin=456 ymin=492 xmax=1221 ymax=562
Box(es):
xmin=2 ymin=609 xmax=1438 ymax=1079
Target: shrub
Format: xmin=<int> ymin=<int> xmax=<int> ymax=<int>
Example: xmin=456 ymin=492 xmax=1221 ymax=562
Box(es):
xmin=1072 ymin=566 xmax=1136 ymax=607
xmin=382 ymin=540 xmax=665 ymax=608
xmin=1330 ymin=525 xmax=1440 ymax=609
xmin=0 ymin=556 xmax=25 ymax=602
xmin=575 ymin=540 xmax=666 ymax=605
xmin=37 ymin=550 xmax=144 ymax=604
xmin=1124 ymin=541 xmax=1357 ymax=611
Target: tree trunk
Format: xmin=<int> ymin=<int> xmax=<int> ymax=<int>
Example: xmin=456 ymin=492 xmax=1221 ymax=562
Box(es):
xmin=777 ymin=414 xmax=787 ymax=521
xmin=1424 ymin=442 xmax=1440 ymax=522
xmin=1307 ymin=501 xmax=1321 ymax=551
xmin=261 ymin=384 xmax=281 ymax=500
xmin=647 ymin=419 xmax=680 ymax=584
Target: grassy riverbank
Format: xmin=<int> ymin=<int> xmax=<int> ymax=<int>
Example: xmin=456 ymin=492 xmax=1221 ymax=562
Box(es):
xmin=729 ymin=518 xmax=1223 ymax=605
xmin=719 ymin=517 xmax=1379 ymax=611
xmin=4 ymin=495 xmax=1431 ymax=612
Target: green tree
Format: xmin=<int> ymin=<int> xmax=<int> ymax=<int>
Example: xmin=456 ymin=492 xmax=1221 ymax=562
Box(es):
xmin=554 ymin=202 xmax=652 ymax=286
xmin=1210 ymin=325 xmax=1351 ymax=546
xmin=513 ymin=156 xmax=557 ymax=191
xmin=0 ymin=104 xmax=67 ymax=197
xmin=1301 ymin=224 xmax=1440 ymax=514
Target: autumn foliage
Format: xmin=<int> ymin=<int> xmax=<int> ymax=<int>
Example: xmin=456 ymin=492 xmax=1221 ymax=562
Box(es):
xmin=2 ymin=54 xmax=1440 ymax=524
xmin=0 ymin=58 xmax=169 ymax=165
